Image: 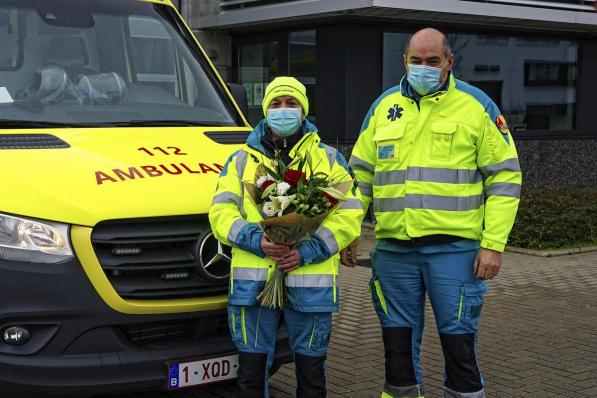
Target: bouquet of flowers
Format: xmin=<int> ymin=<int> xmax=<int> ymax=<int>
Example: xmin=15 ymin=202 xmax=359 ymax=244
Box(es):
xmin=244 ymin=151 xmax=351 ymax=309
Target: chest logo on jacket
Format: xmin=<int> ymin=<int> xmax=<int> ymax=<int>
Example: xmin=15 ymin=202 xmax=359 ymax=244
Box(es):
xmin=387 ymin=104 xmax=404 ymax=122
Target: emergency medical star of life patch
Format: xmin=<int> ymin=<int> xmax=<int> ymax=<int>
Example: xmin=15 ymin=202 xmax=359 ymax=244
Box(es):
xmin=387 ymin=104 xmax=403 ymax=121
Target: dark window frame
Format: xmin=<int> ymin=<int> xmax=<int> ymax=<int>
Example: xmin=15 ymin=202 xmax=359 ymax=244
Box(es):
xmin=524 ymin=60 xmax=577 ymax=87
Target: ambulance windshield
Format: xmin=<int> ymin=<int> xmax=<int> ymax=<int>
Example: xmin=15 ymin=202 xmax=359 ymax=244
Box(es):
xmin=0 ymin=0 xmax=242 ymax=127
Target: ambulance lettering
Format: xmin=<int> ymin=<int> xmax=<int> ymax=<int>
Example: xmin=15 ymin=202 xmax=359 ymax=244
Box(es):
xmin=95 ymin=163 xmax=224 ymax=185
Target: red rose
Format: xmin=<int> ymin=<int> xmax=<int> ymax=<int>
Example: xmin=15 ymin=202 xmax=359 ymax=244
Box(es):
xmin=322 ymin=192 xmax=339 ymax=207
xmin=284 ymin=169 xmax=307 ymax=186
xmin=260 ymin=179 xmax=275 ymax=190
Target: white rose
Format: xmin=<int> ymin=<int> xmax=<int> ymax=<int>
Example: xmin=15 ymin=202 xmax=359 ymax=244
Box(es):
xmin=276 ymin=181 xmax=291 ymax=195
xmin=256 ymin=174 xmax=274 ymax=189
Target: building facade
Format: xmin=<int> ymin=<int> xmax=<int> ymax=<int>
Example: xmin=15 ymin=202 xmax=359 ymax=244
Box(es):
xmin=185 ymin=0 xmax=597 ymax=187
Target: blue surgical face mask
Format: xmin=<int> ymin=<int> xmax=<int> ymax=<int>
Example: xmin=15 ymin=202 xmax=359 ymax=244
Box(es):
xmin=406 ymin=61 xmax=448 ymax=96
xmin=266 ymin=107 xmax=303 ymax=137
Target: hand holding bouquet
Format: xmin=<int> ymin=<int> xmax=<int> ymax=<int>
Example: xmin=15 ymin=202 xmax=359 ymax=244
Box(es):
xmin=245 ymin=151 xmax=349 ymax=309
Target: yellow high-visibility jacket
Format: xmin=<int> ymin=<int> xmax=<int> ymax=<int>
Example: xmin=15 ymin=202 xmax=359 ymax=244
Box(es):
xmin=209 ymin=119 xmax=362 ymax=312
xmin=350 ymin=74 xmax=522 ymax=252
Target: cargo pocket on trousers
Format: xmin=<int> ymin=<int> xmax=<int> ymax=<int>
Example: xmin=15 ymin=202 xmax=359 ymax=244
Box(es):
xmin=369 ymin=276 xmax=389 ymax=318
xmin=308 ymin=315 xmax=332 ymax=353
xmin=457 ymin=282 xmax=488 ymax=328
xmin=228 ymin=306 xmax=242 ymax=344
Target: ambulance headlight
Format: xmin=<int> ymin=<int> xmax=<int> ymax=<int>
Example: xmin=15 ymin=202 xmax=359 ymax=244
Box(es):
xmin=0 ymin=213 xmax=73 ymax=263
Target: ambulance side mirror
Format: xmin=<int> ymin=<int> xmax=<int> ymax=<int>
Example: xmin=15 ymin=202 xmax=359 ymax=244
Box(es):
xmin=226 ymin=83 xmax=249 ymax=122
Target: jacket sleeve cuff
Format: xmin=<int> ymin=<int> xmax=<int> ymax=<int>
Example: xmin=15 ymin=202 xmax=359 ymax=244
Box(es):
xmin=234 ymin=223 xmax=265 ymax=258
xmin=298 ymin=235 xmax=331 ymax=265
xmin=480 ymin=238 xmax=505 ymax=253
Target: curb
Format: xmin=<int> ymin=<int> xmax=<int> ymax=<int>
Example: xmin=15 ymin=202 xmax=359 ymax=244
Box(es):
xmin=361 ymin=223 xmax=597 ymax=258
xmin=505 ymin=245 xmax=597 ymax=258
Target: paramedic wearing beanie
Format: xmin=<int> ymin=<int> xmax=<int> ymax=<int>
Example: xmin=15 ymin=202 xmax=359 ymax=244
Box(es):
xmin=209 ymin=76 xmax=362 ymax=398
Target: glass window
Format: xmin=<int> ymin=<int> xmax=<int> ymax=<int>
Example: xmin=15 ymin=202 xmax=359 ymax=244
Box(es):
xmin=0 ymin=7 xmax=21 ymax=70
xmin=0 ymin=0 xmax=239 ymax=127
xmin=236 ymin=30 xmax=317 ymax=126
xmin=238 ymin=42 xmax=279 ymax=125
xmin=383 ymin=32 xmax=578 ymax=132
xmin=129 ymin=16 xmax=177 ymax=95
xmin=289 ymin=30 xmax=316 ymax=122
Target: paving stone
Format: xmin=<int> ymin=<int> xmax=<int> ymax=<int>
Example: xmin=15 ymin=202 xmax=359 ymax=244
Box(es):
xmin=95 ymin=230 xmax=597 ymax=398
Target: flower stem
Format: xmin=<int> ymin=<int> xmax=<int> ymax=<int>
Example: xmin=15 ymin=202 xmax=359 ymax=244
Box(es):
xmin=257 ymin=269 xmax=286 ymax=309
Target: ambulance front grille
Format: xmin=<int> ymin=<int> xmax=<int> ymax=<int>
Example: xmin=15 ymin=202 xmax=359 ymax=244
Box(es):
xmin=121 ymin=314 xmax=230 ymax=344
xmin=91 ymin=216 xmax=229 ymax=300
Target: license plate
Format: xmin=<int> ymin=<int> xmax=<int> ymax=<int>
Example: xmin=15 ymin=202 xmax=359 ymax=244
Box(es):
xmin=168 ymin=354 xmax=239 ymax=389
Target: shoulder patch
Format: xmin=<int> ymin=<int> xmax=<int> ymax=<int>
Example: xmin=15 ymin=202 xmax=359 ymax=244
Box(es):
xmin=496 ymin=115 xmax=509 ymax=134
xmin=495 ymin=115 xmax=510 ymax=144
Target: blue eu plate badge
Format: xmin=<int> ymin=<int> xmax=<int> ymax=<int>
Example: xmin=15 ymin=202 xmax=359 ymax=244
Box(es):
xmin=378 ymin=144 xmax=395 ymax=160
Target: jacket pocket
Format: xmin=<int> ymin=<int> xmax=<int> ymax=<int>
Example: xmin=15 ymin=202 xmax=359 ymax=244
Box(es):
xmin=373 ymin=123 xmax=407 ymax=163
xmin=430 ymin=122 xmax=457 ymax=161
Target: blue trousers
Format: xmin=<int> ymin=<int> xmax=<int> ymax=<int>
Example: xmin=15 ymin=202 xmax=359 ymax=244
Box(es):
xmin=228 ymin=305 xmax=332 ymax=396
xmin=371 ymin=246 xmax=487 ymax=398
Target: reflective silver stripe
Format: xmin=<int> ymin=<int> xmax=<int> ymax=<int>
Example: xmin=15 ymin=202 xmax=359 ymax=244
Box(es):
xmin=407 ymin=167 xmax=483 ymax=184
xmin=236 ymin=150 xmax=249 ymax=218
xmin=286 ymin=274 xmax=334 ymax=288
xmin=384 ymin=381 xmax=424 ymax=398
xmin=233 ymin=267 xmax=268 ymax=281
xmin=372 ymin=168 xmax=482 ymax=187
xmin=357 ymin=181 xmax=373 ymax=196
xmin=323 ymin=144 xmax=336 ymax=169
xmin=227 ymin=218 xmax=249 ymax=244
xmin=374 ymin=197 xmax=404 ymax=212
xmin=405 ymin=194 xmax=484 ymax=211
xmin=212 ymin=192 xmax=241 ymax=205
xmin=349 ymin=155 xmax=374 ymax=173
xmin=485 ymin=182 xmax=521 ymax=198
xmin=444 ymin=386 xmax=486 ymax=398
xmin=236 ymin=150 xmax=249 ymax=179
xmin=374 ymin=170 xmax=406 ymax=185
xmin=374 ymin=194 xmax=484 ymax=212
xmin=339 ymin=198 xmax=362 ymax=210
xmin=479 ymin=158 xmax=521 ymax=175
xmin=315 ymin=226 xmax=339 ymax=255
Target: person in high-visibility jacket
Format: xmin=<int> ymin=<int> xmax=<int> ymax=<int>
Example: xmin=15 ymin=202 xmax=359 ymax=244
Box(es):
xmin=345 ymin=28 xmax=522 ymax=398
xmin=209 ymin=76 xmax=362 ymax=398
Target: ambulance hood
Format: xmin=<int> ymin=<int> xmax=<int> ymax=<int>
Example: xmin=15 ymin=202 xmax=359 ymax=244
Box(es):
xmin=0 ymin=127 xmax=248 ymax=226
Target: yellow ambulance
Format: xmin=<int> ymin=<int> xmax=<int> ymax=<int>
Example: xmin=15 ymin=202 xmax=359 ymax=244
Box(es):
xmin=0 ymin=0 xmax=290 ymax=395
